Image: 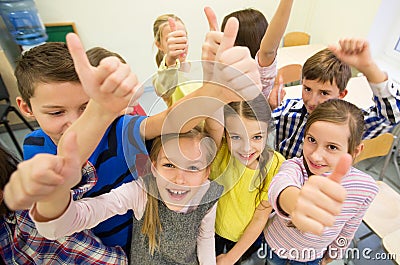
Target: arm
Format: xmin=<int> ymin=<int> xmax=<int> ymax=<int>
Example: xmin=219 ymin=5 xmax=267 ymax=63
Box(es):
xmin=153 ymin=18 xmax=188 ymax=101
xmin=217 ymin=201 xmax=271 ymax=265
xmin=329 ymin=38 xmax=400 ymax=124
xmin=276 ymin=155 xmax=350 ymax=235
xmin=3 ymin=132 xmax=81 ymax=212
xmin=204 ymin=107 xmax=225 ymax=149
xmin=58 ymin=33 xmax=143 ymax=165
xmin=31 ymin=180 xmax=147 ymax=239
xmin=258 ymin=0 xmax=294 ymax=67
xmin=142 ymin=17 xmax=262 ymax=140
xmin=197 ymin=202 xmax=218 ymax=265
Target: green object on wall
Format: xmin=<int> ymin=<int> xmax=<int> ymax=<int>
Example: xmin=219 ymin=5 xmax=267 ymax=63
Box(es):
xmin=45 ymin=23 xmax=76 ymax=43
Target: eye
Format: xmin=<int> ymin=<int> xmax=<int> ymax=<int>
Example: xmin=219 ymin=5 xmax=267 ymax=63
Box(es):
xmin=48 ymin=111 xmax=64 ymax=116
xmin=304 ymin=87 xmax=311 ymax=92
xmin=321 ymin=91 xmax=330 ymax=96
xmin=307 ymin=136 xmax=316 ymax=143
xmin=163 ymin=163 xmax=175 ymax=168
xmin=79 ymin=105 xmax=87 ymax=112
xmin=187 ymin=165 xmax=200 ymax=172
xmin=230 ymin=135 xmax=240 ymax=140
xmin=327 ymin=144 xmax=338 ymax=151
xmin=253 ymin=135 xmax=262 ymax=141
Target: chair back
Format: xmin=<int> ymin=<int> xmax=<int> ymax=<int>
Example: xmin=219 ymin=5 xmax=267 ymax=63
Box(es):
xmin=277 ymin=64 xmax=303 ymax=85
xmin=354 ymin=133 xmax=396 ymax=164
xmin=0 ymin=75 xmax=11 ymax=102
xmin=283 ymin=32 xmax=310 ymax=47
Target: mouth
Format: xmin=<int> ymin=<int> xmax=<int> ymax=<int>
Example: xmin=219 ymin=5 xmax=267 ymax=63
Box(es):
xmin=239 ymin=152 xmax=256 ymax=161
xmin=166 ymin=188 xmax=190 ymax=201
xmin=307 ymin=159 xmax=326 ymax=170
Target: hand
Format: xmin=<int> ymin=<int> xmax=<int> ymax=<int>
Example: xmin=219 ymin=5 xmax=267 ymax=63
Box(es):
xmin=202 ymin=6 xmax=223 ymax=80
xmin=213 ymin=17 xmax=262 ymax=101
xmin=66 ymin=33 xmax=143 ymax=115
xmin=268 ymin=76 xmax=286 ymax=109
xmin=329 ymin=38 xmax=372 ymax=71
xmin=3 ymin=132 xmax=82 ymax=210
xmin=329 ymin=38 xmax=387 ymax=83
xmin=216 ymin=253 xmax=236 ymax=265
xmin=165 ymin=17 xmax=188 ymax=66
xmin=290 ymin=154 xmax=351 ymax=235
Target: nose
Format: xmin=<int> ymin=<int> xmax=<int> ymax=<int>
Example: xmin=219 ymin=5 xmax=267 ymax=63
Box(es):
xmin=309 ymin=93 xmax=320 ymax=107
xmin=173 ymin=169 xmax=186 ymax=185
xmin=242 ymin=140 xmax=252 ymax=153
xmin=310 ymin=146 xmax=323 ymax=162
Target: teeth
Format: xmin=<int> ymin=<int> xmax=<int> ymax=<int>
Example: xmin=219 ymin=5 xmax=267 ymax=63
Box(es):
xmin=169 ymin=189 xmax=187 ymax=195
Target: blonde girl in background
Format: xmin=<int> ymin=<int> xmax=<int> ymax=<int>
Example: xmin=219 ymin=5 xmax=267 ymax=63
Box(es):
xmin=152 ymin=14 xmax=201 ymax=107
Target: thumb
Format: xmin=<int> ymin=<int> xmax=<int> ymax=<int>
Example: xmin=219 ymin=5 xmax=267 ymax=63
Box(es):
xmin=66 ymin=33 xmax=93 ymax=83
xmin=328 ymin=153 xmax=352 ymax=183
xmin=168 ymin=17 xmax=176 ymax=32
xmin=204 ymin=6 xmax=219 ymax=31
xmin=216 ymin=17 xmax=239 ymax=60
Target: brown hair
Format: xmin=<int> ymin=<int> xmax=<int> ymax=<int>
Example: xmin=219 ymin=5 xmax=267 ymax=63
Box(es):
xmin=0 ymin=146 xmax=19 ymax=216
xmin=302 ymin=48 xmax=352 ymax=92
xmin=221 ymin=8 xmax=268 ymax=59
xmin=86 ymin=47 xmax=126 ymax=66
xmin=305 ymin=99 xmax=364 ymax=156
xmin=153 ymin=14 xmax=185 ymax=67
xmin=14 ymin=42 xmax=80 ymax=108
xmin=224 ymin=94 xmax=276 ymax=206
xmin=143 ymin=127 xmax=216 ymax=255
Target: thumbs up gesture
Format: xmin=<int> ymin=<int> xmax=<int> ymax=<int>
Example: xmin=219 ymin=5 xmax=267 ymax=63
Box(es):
xmin=290 ymin=154 xmax=351 ymax=235
xmin=202 ymin=8 xmax=262 ymax=101
xmin=165 ymin=17 xmax=188 ymax=67
xmin=66 ymin=33 xmax=143 ymax=115
xmin=4 ymin=132 xmax=82 ymax=210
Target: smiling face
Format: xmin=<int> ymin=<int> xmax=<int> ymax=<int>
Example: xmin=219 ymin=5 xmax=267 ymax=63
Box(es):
xmin=17 ymin=81 xmax=89 ymax=145
xmin=225 ymin=115 xmax=268 ymax=170
xmin=151 ymin=137 xmax=210 ymax=210
xmin=302 ymin=79 xmax=347 ymax=114
xmin=303 ymin=120 xmax=352 ymax=175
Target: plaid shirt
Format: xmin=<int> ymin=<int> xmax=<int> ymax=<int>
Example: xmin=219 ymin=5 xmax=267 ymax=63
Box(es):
xmin=273 ymin=78 xmax=400 ymax=159
xmin=1 ymin=163 xmax=128 ymax=264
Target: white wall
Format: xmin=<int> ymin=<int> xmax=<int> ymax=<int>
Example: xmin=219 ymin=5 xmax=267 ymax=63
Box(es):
xmin=34 ymin=0 xmax=381 ymax=83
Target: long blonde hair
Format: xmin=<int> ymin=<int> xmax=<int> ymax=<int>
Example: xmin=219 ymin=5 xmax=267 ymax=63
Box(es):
xmin=153 ymin=14 xmax=185 ymax=67
xmin=142 ymin=127 xmax=216 ymax=254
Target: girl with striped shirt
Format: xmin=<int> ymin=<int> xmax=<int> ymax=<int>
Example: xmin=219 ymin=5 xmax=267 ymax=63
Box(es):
xmin=265 ymin=99 xmax=378 ymax=265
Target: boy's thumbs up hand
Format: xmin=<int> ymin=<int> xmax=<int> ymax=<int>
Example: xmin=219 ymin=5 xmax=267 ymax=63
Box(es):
xmin=290 ymin=154 xmax=350 ymax=235
xmin=3 ymin=132 xmax=82 ymax=210
xmin=66 ymin=33 xmax=143 ymax=115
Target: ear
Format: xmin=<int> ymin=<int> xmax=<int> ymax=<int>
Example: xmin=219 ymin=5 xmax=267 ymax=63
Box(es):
xmin=338 ymin=89 xmax=348 ymax=99
xmin=16 ymin=96 xmax=35 ymax=118
xmin=155 ymin=40 xmax=162 ymax=51
xmin=353 ymin=143 xmax=364 ymax=160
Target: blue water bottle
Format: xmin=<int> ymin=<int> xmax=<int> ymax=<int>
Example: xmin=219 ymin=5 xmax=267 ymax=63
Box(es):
xmin=0 ymin=0 xmax=47 ymax=46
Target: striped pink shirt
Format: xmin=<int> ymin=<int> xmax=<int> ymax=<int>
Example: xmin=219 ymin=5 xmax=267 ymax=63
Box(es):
xmin=265 ymin=157 xmax=378 ymax=262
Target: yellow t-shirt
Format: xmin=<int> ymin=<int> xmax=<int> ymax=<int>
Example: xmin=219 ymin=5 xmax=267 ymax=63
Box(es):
xmin=210 ymin=141 xmax=285 ymax=242
xmin=152 ymin=55 xmax=201 ymax=107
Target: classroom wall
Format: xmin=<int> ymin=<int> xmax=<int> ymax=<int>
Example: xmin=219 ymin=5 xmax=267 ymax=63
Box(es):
xmin=32 ymin=0 xmax=381 ymax=82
